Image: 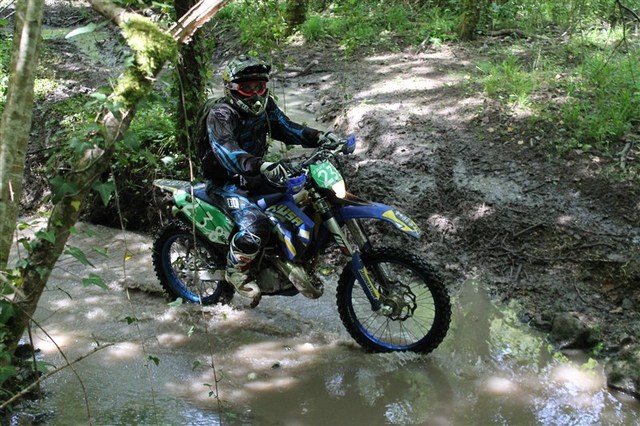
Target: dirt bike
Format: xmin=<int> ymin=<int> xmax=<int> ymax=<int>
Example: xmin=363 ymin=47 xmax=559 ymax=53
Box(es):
xmin=152 ymin=135 xmax=451 ymax=353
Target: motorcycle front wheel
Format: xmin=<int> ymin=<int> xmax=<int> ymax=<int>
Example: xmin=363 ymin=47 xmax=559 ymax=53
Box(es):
xmin=337 ymin=246 xmax=451 ymax=353
xmin=152 ymin=221 xmax=233 ymax=305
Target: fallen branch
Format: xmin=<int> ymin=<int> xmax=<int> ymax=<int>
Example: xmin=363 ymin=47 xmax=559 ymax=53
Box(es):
xmin=169 ymin=0 xmax=232 ymax=43
xmin=488 ymin=28 xmax=531 ymax=38
xmin=512 ymin=222 xmax=545 ymax=238
xmin=573 ymin=282 xmax=588 ymax=304
xmin=619 ymin=141 xmax=632 ymax=170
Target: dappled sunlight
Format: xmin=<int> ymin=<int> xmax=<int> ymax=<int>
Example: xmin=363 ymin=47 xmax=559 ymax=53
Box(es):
xmin=234 ymin=340 xmax=326 ymax=370
xmin=85 ymin=306 xmax=109 ymax=320
xmin=356 ymin=76 xmax=445 ymax=99
xmin=156 ymin=332 xmax=189 ymax=347
xmin=428 ymin=213 xmax=459 ymax=235
xmin=469 ymin=203 xmax=495 ymax=220
xmin=104 ymin=341 xmax=143 ymax=360
xmin=482 ymin=376 xmax=519 ymax=395
xmin=167 ymin=338 xmax=339 ymax=407
xmin=49 ymin=296 xmax=74 ymax=310
xmin=557 ymin=215 xmax=574 ymax=225
xmin=243 ymin=376 xmax=299 ymax=392
xmin=32 ymin=332 xmax=72 ymax=354
xmin=454 ymin=160 xmax=525 ymax=204
xmin=551 ymin=364 xmax=603 ymax=392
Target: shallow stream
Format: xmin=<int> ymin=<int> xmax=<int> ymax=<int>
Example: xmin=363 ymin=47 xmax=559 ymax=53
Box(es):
xmin=10 ymin=221 xmax=639 ymax=425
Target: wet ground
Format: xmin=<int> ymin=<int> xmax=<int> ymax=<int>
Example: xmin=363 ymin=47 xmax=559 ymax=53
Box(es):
xmin=10 ymin=221 xmax=640 ymax=425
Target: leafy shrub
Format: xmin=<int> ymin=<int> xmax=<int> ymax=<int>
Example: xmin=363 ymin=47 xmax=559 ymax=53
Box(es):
xmin=478 ymin=56 xmax=538 ymax=107
xmin=216 ymin=0 xmax=289 ymax=52
xmin=0 ymin=34 xmax=11 ymax=110
xmin=300 ymin=14 xmax=334 ymax=42
xmin=561 ymin=50 xmax=640 ymax=147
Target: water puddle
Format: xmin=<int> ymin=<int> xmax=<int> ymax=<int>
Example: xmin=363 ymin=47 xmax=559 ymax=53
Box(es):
xmin=18 ymin=253 xmax=640 ymax=425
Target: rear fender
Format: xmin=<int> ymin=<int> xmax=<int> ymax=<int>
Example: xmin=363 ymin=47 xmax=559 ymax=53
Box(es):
xmin=154 ymin=179 xmax=234 ymax=244
xmin=337 ymin=202 xmax=422 ymax=239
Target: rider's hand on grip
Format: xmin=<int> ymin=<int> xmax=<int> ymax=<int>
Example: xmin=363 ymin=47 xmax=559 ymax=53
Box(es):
xmin=260 ymin=161 xmax=288 ymax=192
xmin=319 ymin=131 xmax=342 ymax=149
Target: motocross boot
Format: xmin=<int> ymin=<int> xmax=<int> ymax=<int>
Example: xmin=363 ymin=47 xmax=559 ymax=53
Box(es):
xmin=225 ymin=240 xmax=262 ymax=308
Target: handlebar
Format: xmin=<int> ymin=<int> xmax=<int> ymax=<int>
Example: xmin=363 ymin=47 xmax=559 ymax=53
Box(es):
xmin=281 ymin=134 xmax=356 ymax=174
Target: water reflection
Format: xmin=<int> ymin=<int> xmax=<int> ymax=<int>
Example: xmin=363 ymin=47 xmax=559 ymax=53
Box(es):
xmin=22 ymin=272 xmax=640 ymax=425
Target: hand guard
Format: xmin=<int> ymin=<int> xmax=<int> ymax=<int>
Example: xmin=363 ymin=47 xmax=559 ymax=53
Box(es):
xmin=319 ymin=131 xmax=342 ymax=148
xmin=259 ymin=161 xmax=288 ymax=192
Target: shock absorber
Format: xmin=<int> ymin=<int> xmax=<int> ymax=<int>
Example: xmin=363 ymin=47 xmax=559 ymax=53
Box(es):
xmin=310 ymin=191 xmax=382 ymax=310
xmin=310 ymin=191 xmax=354 ymax=256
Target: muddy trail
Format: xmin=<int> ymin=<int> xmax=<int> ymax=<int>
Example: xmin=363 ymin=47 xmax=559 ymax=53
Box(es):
xmin=15 ymin=0 xmax=640 ymax=404
xmin=278 ymin=42 xmax=640 ymax=371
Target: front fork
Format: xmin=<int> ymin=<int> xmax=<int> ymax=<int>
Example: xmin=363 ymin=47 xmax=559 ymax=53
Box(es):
xmin=313 ymin=195 xmax=385 ymax=311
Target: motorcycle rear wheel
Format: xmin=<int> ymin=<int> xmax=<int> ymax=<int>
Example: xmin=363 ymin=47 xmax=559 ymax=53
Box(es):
xmin=152 ymin=221 xmax=233 ymax=305
xmin=337 ymin=246 xmax=451 ymax=353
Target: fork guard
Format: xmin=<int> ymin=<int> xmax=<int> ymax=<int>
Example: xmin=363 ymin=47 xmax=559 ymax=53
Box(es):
xmin=337 ymin=202 xmax=422 ymax=239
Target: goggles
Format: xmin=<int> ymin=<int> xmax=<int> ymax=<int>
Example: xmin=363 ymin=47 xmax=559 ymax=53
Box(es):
xmin=231 ymin=80 xmax=268 ymax=97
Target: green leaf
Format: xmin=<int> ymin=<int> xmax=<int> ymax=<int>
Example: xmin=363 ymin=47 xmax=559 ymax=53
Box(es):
xmin=34 ymin=361 xmax=54 ymax=374
xmin=82 ymin=273 xmax=108 ymax=289
xmin=124 ymin=316 xmax=138 ymax=324
xmin=187 ymin=325 xmax=194 ymax=338
xmin=92 ymin=247 xmax=109 ymax=257
xmin=92 ymin=179 xmax=116 ymax=206
xmin=65 ymin=22 xmax=108 ymax=39
xmin=90 ymin=92 xmax=108 ymax=101
xmin=141 ymin=149 xmax=159 ymax=166
xmin=15 ymin=259 xmax=29 ymax=270
xmin=64 ymin=246 xmax=95 ymax=268
xmin=18 ymin=238 xmax=32 ymax=252
xmin=0 ymin=300 xmax=17 ymax=322
xmin=35 ymin=230 xmax=56 ymax=244
xmin=0 ymin=366 xmax=17 ymax=385
xmin=0 ymin=283 xmax=16 ymax=295
xmin=50 ymin=176 xmax=79 ymax=204
xmin=68 ymin=137 xmax=93 ymax=156
xmin=123 ymin=132 xmax=140 ymax=150
xmin=147 ymin=355 xmax=160 ymax=367
xmin=168 ymin=298 xmax=183 ymax=308
xmin=35 ymin=267 xmax=50 ymax=278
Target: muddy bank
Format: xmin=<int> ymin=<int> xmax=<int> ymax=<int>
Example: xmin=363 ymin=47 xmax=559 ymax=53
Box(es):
xmin=276 ymin=44 xmax=640 ymax=395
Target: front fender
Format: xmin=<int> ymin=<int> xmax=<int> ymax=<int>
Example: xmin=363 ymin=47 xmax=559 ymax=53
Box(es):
xmin=337 ymin=202 xmax=422 ymax=239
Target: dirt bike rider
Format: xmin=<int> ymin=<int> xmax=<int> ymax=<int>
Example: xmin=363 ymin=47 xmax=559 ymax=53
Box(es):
xmin=201 ymin=54 xmax=341 ymax=306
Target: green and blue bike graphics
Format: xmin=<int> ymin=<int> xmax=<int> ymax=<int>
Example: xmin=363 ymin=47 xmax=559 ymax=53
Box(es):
xmin=152 ymin=135 xmax=451 ymax=353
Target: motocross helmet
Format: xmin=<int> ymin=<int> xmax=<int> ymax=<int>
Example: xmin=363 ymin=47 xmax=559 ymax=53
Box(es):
xmin=223 ymin=55 xmax=271 ymax=116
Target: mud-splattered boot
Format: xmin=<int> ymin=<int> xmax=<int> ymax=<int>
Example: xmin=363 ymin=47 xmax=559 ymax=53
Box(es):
xmin=225 ymin=242 xmax=262 ymax=308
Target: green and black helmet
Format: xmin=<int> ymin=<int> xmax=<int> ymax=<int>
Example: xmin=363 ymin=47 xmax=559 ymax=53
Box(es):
xmin=223 ymin=55 xmax=271 ymax=116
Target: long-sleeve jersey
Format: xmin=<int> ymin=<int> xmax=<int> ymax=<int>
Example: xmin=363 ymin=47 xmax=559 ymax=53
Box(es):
xmin=201 ymin=96 xmax=322 ymax=185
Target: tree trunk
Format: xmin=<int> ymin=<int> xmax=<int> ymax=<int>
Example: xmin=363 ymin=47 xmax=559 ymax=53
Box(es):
xmin=285 ymin=0 xmax=307 ymax=34
xmin=0 ymin=0 xmax=44 ymax=270
xmin=3 ymin=0 xmax=233 ymax=355
xmin=458 ymin=0 xmax=483 ymax=41
xmin=174 ymin=0 xmax=206 ymax=156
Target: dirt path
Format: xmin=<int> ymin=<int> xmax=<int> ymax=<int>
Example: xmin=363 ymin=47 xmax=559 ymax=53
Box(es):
xmin=265 ymin=41 xmax=640 ymax=394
